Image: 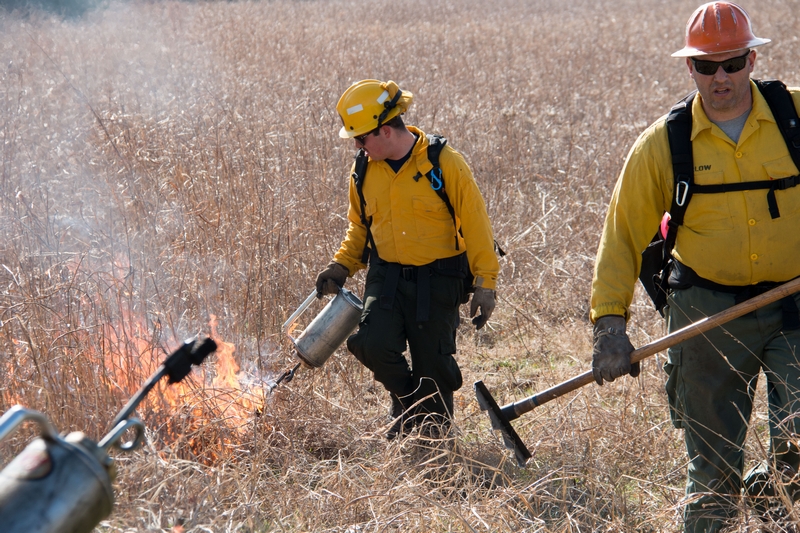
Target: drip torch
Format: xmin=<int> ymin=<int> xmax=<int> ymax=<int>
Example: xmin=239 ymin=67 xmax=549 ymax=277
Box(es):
xmin=0 ymin=336 xmax=217 ymax=533
xmin=269 ymin=287 xmax=363 ymax=392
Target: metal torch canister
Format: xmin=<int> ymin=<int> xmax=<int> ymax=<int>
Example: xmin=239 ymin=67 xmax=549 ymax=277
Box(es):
xmin=0 ymin=406 xmax=143 ymax=533
xmin=283 ymin=288 xmax=363 ymax=368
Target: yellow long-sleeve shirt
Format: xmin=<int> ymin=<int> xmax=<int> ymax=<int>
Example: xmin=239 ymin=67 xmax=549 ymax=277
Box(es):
xmin=333 ymin=126 xmax=499 ymax=290
xmin=591 ymin=81 xmax=800 ymax=322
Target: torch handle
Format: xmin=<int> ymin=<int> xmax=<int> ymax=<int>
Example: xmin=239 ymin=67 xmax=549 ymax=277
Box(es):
xmin=0 ymin=406 xmax=60 ymax=443
xmin=503 ymin=276 xmax=800 ymax=420
xmin=282 ymin=289 xmax=319 ymax=339
xmin=108 ymin=366 xmax=168 ymax=430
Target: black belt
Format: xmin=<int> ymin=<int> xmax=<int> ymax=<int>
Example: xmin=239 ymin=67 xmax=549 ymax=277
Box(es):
xmin=669 ymin=261 xmax=800 ymax=330
xmin=400 ymin=267 xmax=417 ymax=281
xmin=371 ymin=252 xmax=467 ymax=323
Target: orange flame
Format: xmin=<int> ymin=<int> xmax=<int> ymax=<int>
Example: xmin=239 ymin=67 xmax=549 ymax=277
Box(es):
xmin=98 ymin=310 xmax=266 ymax=464
xmin=1 ymin=255 xmax=269 ymax=465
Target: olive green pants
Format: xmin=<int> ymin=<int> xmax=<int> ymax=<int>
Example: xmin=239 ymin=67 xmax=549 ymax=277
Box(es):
xmin=665 ymin=286 xmax=800 ymax=533
xmin=346 ymin=263 xmax=464 ymax=419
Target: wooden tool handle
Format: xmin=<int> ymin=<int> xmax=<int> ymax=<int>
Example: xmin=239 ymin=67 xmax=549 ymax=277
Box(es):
xmin=504 ymin=276 xmax=800 ymax=419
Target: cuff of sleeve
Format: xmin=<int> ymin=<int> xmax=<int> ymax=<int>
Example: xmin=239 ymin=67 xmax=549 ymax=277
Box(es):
xmin=590 ymin=303 xmax=629 ymax=324
xmin=333 ymin=259 xmax=362 ymax=277
xmin=473 ymin=276 xmax=497 ymax=291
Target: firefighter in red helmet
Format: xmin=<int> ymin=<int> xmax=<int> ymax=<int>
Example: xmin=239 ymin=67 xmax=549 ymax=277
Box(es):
xmin=590 ymin=3 xmax=800 ymax=531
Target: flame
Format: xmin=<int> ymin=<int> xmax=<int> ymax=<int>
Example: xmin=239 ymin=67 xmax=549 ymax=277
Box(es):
xmin=210 ymin=314 xmax=239 ymax=389
xmin=98 ymin=310 xmax=266 ymax=464
xmin=0 ymin=255 xmax=269 ymax=465
xmin=205 ymin=314 xmax=264 ymax=419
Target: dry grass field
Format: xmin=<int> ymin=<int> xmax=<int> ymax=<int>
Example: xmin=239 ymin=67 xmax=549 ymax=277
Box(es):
xmin=1 ymin=0 xmax=799 ymax=531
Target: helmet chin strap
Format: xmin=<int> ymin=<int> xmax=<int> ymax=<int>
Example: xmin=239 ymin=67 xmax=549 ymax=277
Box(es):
xmin=376 ymin=89 xmax=402 ymax=130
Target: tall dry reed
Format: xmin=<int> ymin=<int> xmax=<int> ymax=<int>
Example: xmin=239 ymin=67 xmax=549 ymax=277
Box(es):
xmin=0 ymin=0 xmax=798 ymax=531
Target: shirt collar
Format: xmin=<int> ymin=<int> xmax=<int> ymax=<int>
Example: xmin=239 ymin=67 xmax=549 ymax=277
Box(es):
xmin=407 ymin=126 xmax=435 ymax=175
xmin=690 ymin=79 xmax=774 ymax=141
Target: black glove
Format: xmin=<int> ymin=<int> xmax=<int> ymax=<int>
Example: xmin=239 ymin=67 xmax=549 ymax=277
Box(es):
xmin=592 ymin=315 xmax=639 ymax=386
xmin=469 ymin=287 xmax=496 ymax=330
xmin=314 ymin=262 xmax=348 ymax=297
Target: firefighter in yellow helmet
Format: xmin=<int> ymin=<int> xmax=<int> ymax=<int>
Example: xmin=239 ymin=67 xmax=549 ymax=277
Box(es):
xmin=315 ymin=79 xmax=500 ymax=440
xmin=590 ymin=3 xmax=800 ymax=531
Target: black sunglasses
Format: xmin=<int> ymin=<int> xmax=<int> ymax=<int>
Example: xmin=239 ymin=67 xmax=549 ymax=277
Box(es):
xmin=355 ymin=128 xmax=378 ymax=145
xmin=691 ymin=50 xmax=751 ymax=76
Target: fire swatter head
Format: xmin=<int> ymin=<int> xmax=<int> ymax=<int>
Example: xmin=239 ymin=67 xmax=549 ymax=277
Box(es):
xmin=164 ymin=337 xmax=218 ymax=384
xmin=474 ymin=380 xmax=532 ymax=467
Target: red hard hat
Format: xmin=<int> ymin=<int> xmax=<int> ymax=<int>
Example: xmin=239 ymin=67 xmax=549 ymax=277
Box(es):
xmin=672 ymin=2 xmax=770 ymax=57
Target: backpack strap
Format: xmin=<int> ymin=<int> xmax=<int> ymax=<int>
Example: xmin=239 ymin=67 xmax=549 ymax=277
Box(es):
xmin=352 ymin=148 xmax=377 ymax=264
xmin=663 ymin=91 xmax=696 ymax=260
xmin=689 ymin=176 xmax=800 ymax=218
xmin=664 ymin=79 xmax=800 ymax=243
xmin=419 ymin=133 xmax=507 ymax=258
xmin=685 ymin=80 xmax=800 ymax=219
xmin=422 ymin=134 xmax=460 ymax=250
xmin=756 ymin=79 xmax=800 ymax=216
xmin=356 ymin=133 xmax=505 ymax=286
xmin=756 ymin=79 xmax=800 ymax=172
xmin=354 ymin=134 xmax=460 ymax=259
xmin=638 ymin=92 xmax=696 ymax=312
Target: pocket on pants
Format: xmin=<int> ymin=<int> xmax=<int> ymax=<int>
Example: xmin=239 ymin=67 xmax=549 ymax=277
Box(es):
xmin=664 ymin=347 xmax=683 ymax=429
xmin=438 ymin=338 xmax=463 ymax=391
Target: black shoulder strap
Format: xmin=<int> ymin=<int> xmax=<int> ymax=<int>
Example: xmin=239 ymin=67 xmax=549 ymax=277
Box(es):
xmin=423 ymin=133 xmax=507 ymax=257
xmin=756 ymin=79 xmax=800 ymax=172
xmin=662 ymin=91 xmax=696 ymax=260
xmin=671 ymin=81 xmax=800 ymax=220
xmin=637 ymin=92 xmax=695 ymax=312
xmin=352 ymin=148 xmax=377 ymax=263
xmin=356 ymin=134 xmax=506 ymax=262
xmin=424 ymin=134 xmax=460 ymax=250
xmin=666 ymin=81 xmax=800 ymax=238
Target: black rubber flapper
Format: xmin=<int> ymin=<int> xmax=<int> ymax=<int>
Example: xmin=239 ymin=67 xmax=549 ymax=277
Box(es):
xmin=164 ymin=337 xmax=218 ymax=384
xmin=109 ymin=337 xmax=217 ymax=430
xmin=474 ymin=380 xmax=532 ymax=467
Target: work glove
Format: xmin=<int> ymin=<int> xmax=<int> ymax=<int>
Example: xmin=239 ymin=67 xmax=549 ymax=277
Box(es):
xmin=315 ymin=262 xmax=348 ymax=298
xmin=469 ymin=287 xmax=496 ymax=330
xmin=592 ymin=315 xmax=639 ymax=386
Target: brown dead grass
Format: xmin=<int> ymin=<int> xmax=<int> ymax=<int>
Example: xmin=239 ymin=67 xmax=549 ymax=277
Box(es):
xmin=0 ymin=0 xmax=799 ymax=531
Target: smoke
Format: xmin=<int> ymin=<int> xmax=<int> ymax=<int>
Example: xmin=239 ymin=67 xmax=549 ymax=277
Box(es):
xmin=0 ymin=0 xmax=350 ymax=367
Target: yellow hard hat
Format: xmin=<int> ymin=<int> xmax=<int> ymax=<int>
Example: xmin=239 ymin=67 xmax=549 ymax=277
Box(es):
xmin=672 ymin=2 xmax=770 ymax=57
xmin=336 ymin=80 xmax=414 ymax=139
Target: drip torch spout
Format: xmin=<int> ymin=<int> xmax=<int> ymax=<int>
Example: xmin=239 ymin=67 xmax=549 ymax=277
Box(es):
xmin=267 ymin=362 xmax=302 ymax=393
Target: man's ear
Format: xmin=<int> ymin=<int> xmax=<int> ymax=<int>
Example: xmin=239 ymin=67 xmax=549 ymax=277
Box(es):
xmin=747 ymin=50 xmax=757 ymax=74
